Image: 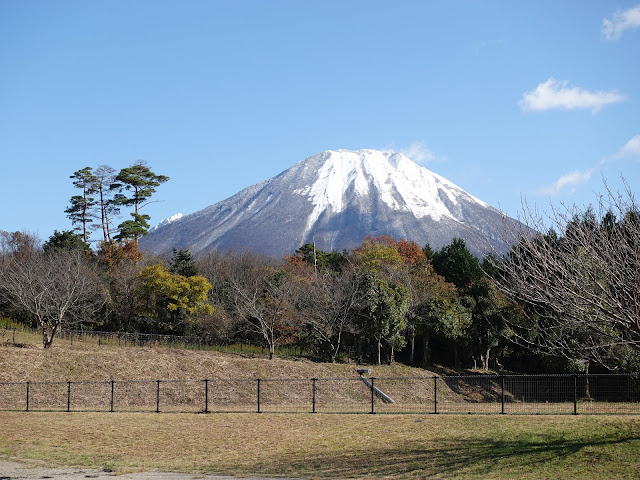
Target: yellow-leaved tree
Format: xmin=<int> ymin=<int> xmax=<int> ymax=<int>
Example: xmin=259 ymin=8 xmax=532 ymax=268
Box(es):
xmin=138 ymin=264 xmax=213 ymax=334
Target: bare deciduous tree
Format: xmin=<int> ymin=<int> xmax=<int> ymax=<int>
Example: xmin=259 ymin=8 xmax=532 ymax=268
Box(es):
xmin=291 ymin=262 xmax=361 ymax=362
xmin=225 ymin=252 xmax=298 ymax=359
xmin=0 ymin=249 xmax=107 ymax=348
xmin=490 ymin=182 xmax=640 ymax=369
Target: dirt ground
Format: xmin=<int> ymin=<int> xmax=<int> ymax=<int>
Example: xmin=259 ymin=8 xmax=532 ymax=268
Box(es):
xmin=0 ymin=459 xmax=303 ymax=480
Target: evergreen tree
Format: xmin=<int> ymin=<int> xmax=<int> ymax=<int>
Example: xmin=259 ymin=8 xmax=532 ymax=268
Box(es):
xmin=432 ymin=238 xmax=483 ymax=288
xmin=65 ymin=167 xmax=98 ymax=242
xmin=112 ymin=161 xmax=169 ymax=245
xmin=422 ymin=243 xmax=435 ymax=261
xmin=169 ymin=248 xmax=198 ymax=277
xmin=293 ymin=243 xmax=346 ymax=272
xmin=43 ymin=230 xmax=91 ymax=254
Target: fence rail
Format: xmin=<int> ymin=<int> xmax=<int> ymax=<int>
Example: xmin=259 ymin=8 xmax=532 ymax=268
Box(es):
xmin=1 ymin=374 xmax=638 ymax=415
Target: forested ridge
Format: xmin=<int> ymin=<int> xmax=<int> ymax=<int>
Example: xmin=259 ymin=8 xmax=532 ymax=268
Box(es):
xmin=1 ymin=166 xmax=638 ymax=374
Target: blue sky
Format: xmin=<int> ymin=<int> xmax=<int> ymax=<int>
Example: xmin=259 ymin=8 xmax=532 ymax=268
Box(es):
xmin=1 ymin=1 xmax=639 ymax=243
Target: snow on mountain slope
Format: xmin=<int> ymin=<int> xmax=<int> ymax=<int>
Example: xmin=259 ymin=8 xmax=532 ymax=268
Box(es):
xmin=293 ymin=149 xmax=488 ymax=235
xmin=140 ymin=149 xmax=511 ymax=258
xmin=151 ymin=213 xmax=184 ymax=231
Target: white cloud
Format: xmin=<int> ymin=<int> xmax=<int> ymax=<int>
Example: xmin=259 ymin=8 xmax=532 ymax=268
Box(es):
xmin=398 ymin=141 xmax=440 ymax=164
xmin=536 ymin=168 xmax=596 ymax=196
xmin=603 ymin=5 xmax=640 ymax=40
xmin=612 ymin=134 xmax=640 ymax=160
xmin=519 ymin=78 xmax=626 ymax=113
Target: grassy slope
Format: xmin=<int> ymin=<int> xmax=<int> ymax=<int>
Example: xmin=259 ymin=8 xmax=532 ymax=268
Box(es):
xmin=0 ymin=330 xmax=432 ymax=383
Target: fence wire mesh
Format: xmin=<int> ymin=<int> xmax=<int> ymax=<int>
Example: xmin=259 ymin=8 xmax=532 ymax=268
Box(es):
xmin=316 ymin=378 xmax=372 ymax=414
xmin=205 ymin=379 xmax=257 ymax=413
xmin=2 ymin=374 xmax=638 ymax=415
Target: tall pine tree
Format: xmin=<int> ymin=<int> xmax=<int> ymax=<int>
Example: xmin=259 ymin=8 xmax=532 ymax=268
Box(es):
xmin=65 ymin=167 xmax=98 ymax=243
xmin=112 ymin=161 xmax=169 ymax=246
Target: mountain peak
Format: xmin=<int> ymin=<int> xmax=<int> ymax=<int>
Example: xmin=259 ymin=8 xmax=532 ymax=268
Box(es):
xmin=292 ymin=149 xmax=488 ymax=236
xmin=141 ymin=149 xmax=509 ymax=258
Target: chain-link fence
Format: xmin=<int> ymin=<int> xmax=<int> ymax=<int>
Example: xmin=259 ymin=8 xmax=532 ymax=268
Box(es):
xmin=1 ymin=374 xmax=638 ymax=415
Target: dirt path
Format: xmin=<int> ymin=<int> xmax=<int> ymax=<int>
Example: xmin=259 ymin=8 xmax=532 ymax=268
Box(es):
xmin=0 ymin=459 xmax=303 ymax=480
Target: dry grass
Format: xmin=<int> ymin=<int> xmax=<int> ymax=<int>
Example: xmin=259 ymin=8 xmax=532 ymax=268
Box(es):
xmin=0 ymin=328 xmax=430 ymax=383
xmin=1 ymin=412 xmax=639 ymax=479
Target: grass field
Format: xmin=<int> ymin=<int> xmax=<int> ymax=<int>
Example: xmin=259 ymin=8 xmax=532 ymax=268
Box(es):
xmin=1 ymin=412 xmax=639 ymax=479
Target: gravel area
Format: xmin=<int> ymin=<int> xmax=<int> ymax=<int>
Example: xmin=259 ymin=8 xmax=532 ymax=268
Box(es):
xmin=0 ymin=459 xmax=303 ymax=480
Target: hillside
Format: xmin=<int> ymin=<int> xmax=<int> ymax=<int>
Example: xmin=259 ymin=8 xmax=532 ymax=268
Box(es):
xmin=0 ymin=333 xmax=434 ymax=383
xmin=1 ymin=331 xmax=453 ymax=414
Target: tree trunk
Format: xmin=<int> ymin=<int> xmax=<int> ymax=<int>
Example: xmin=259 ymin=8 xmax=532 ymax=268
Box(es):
xmin=409 ymin=328 xmax=415 ymax=363
xmin=481 ymin=347 xmax=491 ymax=371
xmin=422 ymin=336 xmax=431 ymax=366
xmin=377 ymin=337 xmax=382 ymax=365
xmin=42 ymin=323 xmax=58 ymax=349
xmin=268 ymin=329 xmax=275 ymax=360
xmin=331 ymin=330 xmax=343 ymax=363
xmin=585 ymin=361 xmax=591 ymax=399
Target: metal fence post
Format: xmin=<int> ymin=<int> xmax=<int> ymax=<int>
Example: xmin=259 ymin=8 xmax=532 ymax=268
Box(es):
xmin=370 ymin=377 xmax=375 ymax=414
xmin=110 ymin=380 xmax=115 ymax=412
xmin=26 ymin=381 xmax=30 ymax=412
xmin=312 ymin=378 xmax=317 ymax=414
xmin=434 ymin=376 xmax=438 ymax=414
xmin=156 ymin=380 xmax=161 ymax=413
xmin=501 ymin=375 xmax=505 ymax=415
xmin=67 ymin=381 xmax=71 ymax=412
xmin=573 ymin=374 xmax=578 ymax=415
xmin=204 ymin=379 xmax=209 ymax=414
xmin=257 ymin=378 xmax=261 ymax=413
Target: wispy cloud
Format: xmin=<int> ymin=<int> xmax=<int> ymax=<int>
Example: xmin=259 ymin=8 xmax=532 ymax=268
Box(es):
xmin=535 ymin=168 xmax=596 ymax=196
xmin=536 ymin=134 xmax=640 ymax=196
xmin=603 ymin=5 xmax=640 ymax=40
xmin=398 ymin=141 xmax=441 ymax=164
xmin=519 ymin=78 xmax=626 ymax=113
xmin=611 ymin=134 xmax=640 ymax=160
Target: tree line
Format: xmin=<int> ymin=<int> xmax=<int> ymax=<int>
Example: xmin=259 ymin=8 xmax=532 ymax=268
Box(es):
xmin=0 ymin=228 xmax=513 ymax=369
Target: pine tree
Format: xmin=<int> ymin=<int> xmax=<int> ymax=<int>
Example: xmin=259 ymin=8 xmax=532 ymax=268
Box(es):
xmin=112 ymin=161 xmax=169 ymax=246
xmin=432 ymin=238 xmax=483 ymax=288
xmin=169 ymin=248 xmax=198 ymax=277
xmin=65 ymin=167 xmax=98 ymax=242
xmin=43 ymin=230 xmax=91 ymax=254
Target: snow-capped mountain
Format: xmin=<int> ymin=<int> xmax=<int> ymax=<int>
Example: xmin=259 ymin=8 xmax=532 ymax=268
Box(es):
xmin=140 ymin=149 xmax=513 ymax=258
xmin=151 ymin=213 xmax=184 ymax=231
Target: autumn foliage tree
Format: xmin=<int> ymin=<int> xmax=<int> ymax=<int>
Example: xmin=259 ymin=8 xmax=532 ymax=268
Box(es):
xmin=138 ymin=264 xmax=213 ymax=334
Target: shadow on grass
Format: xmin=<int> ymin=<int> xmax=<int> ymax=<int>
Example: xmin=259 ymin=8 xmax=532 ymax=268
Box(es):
xmin=264 ymin=433 xmax=639 ymax=479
